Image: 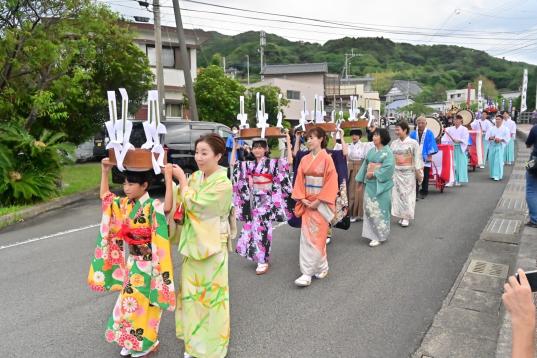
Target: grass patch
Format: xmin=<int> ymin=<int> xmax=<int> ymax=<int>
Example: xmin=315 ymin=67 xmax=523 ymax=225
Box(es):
xmin=0 ymin=205 xmax=30 ymax=217
xmin=60 ymin=162 xmax=103 ymax=196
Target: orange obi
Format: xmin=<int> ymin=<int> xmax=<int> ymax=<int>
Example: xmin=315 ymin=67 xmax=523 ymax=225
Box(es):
xmin=395 ymin=153 xmax=413 ymax=166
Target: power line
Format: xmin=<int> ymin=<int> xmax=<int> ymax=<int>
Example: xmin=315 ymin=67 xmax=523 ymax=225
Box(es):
xmin=180 ymin=0 xmax=528 ymax=35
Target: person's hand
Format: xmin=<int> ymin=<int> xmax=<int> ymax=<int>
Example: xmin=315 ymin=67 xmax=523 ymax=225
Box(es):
xmin=309 ymin=199 xmax=320 ymax=209
xmin=101 ymin=158 xmax=113 ymax=173
xmin=366 ymin=171 xmax=374 ymax=179
xmin=503 ymin=269 xmax=536 ymax=330
xmin=164 ymin=163 xmax=173 ymax=181
xmin=301 ymin=199 xmax=312 ymax=207
xmin=427 ymin=155 xmax=433 ymax=162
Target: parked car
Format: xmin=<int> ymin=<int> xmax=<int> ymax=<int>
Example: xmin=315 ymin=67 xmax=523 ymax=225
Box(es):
xmin=109 ymin=120 xmax=232 ymax=185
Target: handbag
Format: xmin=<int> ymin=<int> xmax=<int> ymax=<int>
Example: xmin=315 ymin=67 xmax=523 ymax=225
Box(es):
xmin=526 ymin=155 xmax=537 ymax=176
xmin=334 ymin=215 xmax=351 ymax=230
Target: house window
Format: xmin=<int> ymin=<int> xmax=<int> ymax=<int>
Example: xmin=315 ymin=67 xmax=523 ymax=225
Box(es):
xmin=166 ymin=103 xmax=182 ymax=118
xmin=146 ymin=45 xmax=175 ymax=68
xmin=286 ymin=90 xmax=300 ymax=100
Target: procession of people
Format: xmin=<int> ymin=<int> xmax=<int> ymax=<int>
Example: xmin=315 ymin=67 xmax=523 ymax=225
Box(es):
xmin=88 ymin=107 xmax=518 ymax=357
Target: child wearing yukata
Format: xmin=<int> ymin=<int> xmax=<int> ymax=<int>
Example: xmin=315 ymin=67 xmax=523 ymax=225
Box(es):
xmin=441 ymin=114 xmax=470 ymax=186
xmin=486 ymin=114 xmax=511 ymax=181
xmin=230 ymin=132 xmax=293 ymax=275
xmin=88 ymin=159 xmax=175 ymax=357
xmin=165 ymin=133 xmax=234 ymax=358
xmin=292 ymin=127 xmax=339 ymax=287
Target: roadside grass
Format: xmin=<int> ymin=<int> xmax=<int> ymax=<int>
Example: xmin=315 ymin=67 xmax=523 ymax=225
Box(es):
xmin=60 ymin=162 xmax=104 ymax=196
xmin=0 ymin=161 xmax=112 ymax=218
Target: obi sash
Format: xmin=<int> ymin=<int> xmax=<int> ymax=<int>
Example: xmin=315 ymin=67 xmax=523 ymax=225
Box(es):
xmin=395 ymin=152 xmax=413 ymax=166
xmin=367 ymin=163 xmax=381 ymax=177
xmin=305 ymin=175 xmax=323 ymax=195
xmin=251 ymin=173 xmax=273 ymax=192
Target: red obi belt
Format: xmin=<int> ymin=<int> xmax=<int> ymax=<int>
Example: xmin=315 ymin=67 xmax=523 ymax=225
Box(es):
xmin=116 ymin=224 xmax=152 ymax=245
xmin=251 ymin=173 xmax=273 ymax=185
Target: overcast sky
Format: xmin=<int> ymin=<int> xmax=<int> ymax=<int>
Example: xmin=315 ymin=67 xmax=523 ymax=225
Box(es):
xmin=103 ymin=0 xmax=537 ymax=65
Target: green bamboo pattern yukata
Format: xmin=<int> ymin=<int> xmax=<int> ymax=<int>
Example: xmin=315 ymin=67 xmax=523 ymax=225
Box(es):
xmin=175 ymin=168 xmax=233 ymax=358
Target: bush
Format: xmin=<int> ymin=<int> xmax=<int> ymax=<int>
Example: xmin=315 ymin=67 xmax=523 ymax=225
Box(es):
xmin=0 ymin=123 xmax=74 ymax=205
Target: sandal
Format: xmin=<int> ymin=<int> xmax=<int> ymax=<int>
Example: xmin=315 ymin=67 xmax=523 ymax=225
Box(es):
xmin=256 ymin=263 xmax=269 ymax=275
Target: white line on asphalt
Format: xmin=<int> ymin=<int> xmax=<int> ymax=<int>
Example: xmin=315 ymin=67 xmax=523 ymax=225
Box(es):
xmin=0 ymin=220 xmax=289 ymax=252
xmin=0 ymin=223 xmax=100 ymax=251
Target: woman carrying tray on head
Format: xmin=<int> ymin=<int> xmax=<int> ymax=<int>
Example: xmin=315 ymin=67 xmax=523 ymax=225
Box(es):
xmin=347 ymin=129 xmax=374 ymax=222
xmin=230 ymin=131 xmax=293 ymax=275
xmin=88 ymin=160 xmax=175 ymax=358
xmin=292 ymin=127 xmax=339 ymax=287
xmin=356 ymin=128 xmax=395 ymax=248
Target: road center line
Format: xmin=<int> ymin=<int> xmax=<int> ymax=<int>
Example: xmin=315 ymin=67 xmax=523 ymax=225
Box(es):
xmin=0 ymin=223 xmax=100 ymax=251
xmin=1 ymin=220 xmax=287 ymax=252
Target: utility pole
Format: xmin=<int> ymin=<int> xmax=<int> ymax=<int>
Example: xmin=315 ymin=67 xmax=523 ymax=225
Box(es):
xmin=171 ymin=0 xmax=198 ymax=121
xmin=342 ymin=49 xmax=358 ymax=79
xmin=222 ymin=56 xmax=226 ymax=72
xmin=153 ymin=0 xmax=166 ymax=120
xmin=259 ymin=31 xmax=266 ymax=73
xmin=246 ymin=54 xmax=250 ymax=85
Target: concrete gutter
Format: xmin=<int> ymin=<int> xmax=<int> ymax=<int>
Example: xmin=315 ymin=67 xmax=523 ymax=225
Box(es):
xmin=0 ymin=188 xmax=99 ymax=229
xmin=413 ymin=130 xmax=531 ymax=358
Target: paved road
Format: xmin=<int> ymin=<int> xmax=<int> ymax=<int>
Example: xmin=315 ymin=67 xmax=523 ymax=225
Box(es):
xmin=0 ymin=164 xmax=511 ymax=358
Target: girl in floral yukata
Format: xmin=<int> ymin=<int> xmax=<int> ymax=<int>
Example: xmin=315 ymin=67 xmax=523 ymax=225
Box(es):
xmin=230 ymin=131 xmax=293 ymax=275
xmin=88 ymin=159 xmax=175 ymax=357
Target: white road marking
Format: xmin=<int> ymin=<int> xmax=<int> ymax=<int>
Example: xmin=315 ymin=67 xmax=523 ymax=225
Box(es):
xmin=0 ymin=220 xmax=289 ymax=251
xmin=0 ymin=223 xmax=99 ymax=251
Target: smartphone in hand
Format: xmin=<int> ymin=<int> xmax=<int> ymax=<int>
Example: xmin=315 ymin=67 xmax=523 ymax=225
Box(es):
xmin=516 ymin=270 xmax=537 ymax=292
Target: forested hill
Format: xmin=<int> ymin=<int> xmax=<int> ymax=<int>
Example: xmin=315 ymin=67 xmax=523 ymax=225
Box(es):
xmin=196 ymin=30 xmax=535 ymax=103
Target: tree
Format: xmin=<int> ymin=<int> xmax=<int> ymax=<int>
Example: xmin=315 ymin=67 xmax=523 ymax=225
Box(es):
xmin=0 ymin=1 xmax=153 ymax=144
xmin=397 ymin=102 xmax=434 ymax=115
xmin=245 ymin=85 xmax=289 ymax=128
xmin=474 ymin=75 xmax=499 ymax=99
xmin=193 ymin=65 xmax=245 ymax=126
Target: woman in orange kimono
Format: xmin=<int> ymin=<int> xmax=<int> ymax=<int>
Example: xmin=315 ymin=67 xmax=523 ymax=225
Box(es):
xmin=292 ymin=127 xmax=338 ymax=287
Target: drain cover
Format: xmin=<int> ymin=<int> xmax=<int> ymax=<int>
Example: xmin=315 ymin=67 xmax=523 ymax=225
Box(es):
xmin=467 ymin=260 xmax=508 ymax=279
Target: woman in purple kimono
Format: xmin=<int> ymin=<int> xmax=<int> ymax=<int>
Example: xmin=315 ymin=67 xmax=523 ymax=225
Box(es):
xmin=230 ymin=132 xmax=293 ymax=275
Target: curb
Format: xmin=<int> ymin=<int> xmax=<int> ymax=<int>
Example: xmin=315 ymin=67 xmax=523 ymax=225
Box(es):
xmin=0 ymin=188 xmax=99 ymax=229
xmin=413 ymin=131 xmax=530 ymax=358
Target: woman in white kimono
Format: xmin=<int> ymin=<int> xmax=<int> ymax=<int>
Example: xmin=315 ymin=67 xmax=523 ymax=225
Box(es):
xmin=390 ymin=121 xmax=424 ymax=227
xmin=485 ymin=115 xmax=511 ymax=181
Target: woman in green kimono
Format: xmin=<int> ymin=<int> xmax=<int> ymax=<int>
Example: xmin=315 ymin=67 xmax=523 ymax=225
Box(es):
xmin=356 ymin=128 xmax=395 ymax=247
xmin=164 ymin=133 xmax=233 ymax=358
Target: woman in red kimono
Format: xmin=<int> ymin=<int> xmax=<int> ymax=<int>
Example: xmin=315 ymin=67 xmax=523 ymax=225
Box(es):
xmin=292 ymin=127 xmax=338 ymax=287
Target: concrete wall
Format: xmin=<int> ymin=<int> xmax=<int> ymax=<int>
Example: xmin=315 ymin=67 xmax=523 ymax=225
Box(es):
xmin=254 ymin=74 xmax=325 ymax=120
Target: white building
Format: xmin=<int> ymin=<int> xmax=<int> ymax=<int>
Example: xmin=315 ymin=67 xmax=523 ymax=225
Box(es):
xmin=128 ymin=22 xmax=208 ymax=120
xmin=446 ymin=89 xmax=476 ymax=105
